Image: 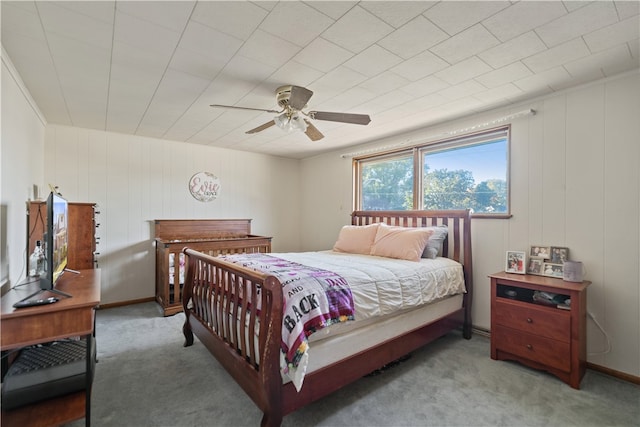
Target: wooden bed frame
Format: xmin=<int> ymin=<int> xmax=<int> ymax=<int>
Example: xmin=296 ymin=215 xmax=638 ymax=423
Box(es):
xmin=182 ymin=210 xmax=473 ymax=426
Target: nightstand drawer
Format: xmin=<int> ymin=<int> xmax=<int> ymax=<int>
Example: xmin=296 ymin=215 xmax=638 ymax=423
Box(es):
xmin=494 ymin=299 xmax=570 ymax=342
xmin=493 ymin=325 xmax=571 ymax=372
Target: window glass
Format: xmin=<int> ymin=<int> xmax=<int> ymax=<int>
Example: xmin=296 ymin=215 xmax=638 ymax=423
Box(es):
xmin=422 ymin=138 xmax=508 ymax=214
xmin=359 ymin=154 xmax=413 ymax=210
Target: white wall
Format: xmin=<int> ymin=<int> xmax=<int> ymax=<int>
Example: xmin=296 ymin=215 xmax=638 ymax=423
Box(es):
xmin=300 ymin=71 xmax=640 ymax=377
xmin=42 ymin=125 xmax=301 ymax=305
xmin=0 ymin=51 xmax=46 ymax=290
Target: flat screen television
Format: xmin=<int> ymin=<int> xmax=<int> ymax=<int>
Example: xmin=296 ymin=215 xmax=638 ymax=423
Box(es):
xmin=40 ymin=192 xmax=72 ymax=297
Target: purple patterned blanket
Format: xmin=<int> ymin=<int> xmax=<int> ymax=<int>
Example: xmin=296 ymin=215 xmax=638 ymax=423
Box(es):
xmin=219 ymin=253 xmax=355 ymax=382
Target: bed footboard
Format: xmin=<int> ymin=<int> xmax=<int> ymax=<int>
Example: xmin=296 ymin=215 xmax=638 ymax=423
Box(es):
xmin=181 ymin=248 xmax=285 ymax=426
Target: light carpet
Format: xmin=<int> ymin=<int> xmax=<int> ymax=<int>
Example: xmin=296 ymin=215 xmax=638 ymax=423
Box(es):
xmin=68 ymin=302 xmax=639 ymax=427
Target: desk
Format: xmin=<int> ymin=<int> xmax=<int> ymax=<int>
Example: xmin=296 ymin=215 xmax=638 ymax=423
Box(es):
xmin=1 ymin=269 xmax=100 ymax=427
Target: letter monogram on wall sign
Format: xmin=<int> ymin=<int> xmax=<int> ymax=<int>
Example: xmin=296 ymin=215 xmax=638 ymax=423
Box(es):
xmin=189 ymin=172 xmax=221 ymax=202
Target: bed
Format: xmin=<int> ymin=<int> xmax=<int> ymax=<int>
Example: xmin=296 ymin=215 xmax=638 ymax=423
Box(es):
xmin=181 ymin=210 xmax=473 ymax=426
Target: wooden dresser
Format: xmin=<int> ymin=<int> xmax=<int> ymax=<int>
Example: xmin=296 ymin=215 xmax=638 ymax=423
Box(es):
xmin=27 ymin=201 xmax=99 ymax=270
xmin=154 ymin=219 xmax=272 ymax=316
xmin=489 ymin=271 xmax=590 ymax=389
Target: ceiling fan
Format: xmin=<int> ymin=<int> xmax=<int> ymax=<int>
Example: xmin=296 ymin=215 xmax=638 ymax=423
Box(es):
xmin=210 ymin=85 xmax=371 ymax=141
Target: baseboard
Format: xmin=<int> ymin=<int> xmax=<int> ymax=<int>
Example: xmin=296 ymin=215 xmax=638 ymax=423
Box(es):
xmin=476 ymin=327 xmax=639 ymax=385
xmin=471 ymin=326 xmax=491 ymax=338
xmin=587 ymin=362 xmax=640 ymax=385
xmin=98 ymin=297 xmax=155 ymax=310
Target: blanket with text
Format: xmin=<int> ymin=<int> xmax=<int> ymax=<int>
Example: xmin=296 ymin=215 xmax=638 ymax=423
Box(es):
xmin=219 ymin=253 xmax=355 ymax=390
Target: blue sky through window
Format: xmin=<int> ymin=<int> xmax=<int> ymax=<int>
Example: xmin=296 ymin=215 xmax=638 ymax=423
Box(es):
xmin=424 ymin=139 xmax=507 ymax=183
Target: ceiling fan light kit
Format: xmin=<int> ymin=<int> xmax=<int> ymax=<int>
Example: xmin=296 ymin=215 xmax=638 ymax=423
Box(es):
xmin=274 ymin=112 xmax=308 ymax=133
xmin=210 ymin=85 xmax=371 ymax=142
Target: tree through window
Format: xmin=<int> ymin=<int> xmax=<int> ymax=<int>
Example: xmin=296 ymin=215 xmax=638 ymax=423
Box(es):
xmin=360 ymin=154 xmax=413 ymax=210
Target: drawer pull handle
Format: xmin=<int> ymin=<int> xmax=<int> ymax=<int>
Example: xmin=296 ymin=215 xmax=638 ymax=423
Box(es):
xmin=526 ymin=344 xmax=533 ymax=350
xmin=526 ymin=318 xmax=533 ymax=323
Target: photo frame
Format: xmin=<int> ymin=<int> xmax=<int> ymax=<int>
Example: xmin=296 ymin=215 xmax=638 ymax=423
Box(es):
xmin=506 ymin=251 xmax=526 ymax=274
xmin=527 ymin=258 xmax=543 ymax=275
xmin=549 ymin=246 xmax=569 ymax=264
xmin=530 ymin=245 xmax=551 ymax=259
xmin=543 ymin=262 xmax=564 ymax=278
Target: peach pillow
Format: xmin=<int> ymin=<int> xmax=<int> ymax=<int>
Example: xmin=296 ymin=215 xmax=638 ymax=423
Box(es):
xmin=332 ymin=223 xmax=380 ymax=255
xmin=370 ymin=224 xmax=434 ymax=262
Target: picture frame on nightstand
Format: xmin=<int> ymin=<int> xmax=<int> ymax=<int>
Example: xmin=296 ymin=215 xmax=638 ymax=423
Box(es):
xmin=543 ymin=262 xmax=564 ymax=278
xmin=527 ymin=258 xmax=543 ymax=274
xmin=530 ymin=245 xmax=551 ymax=259
xmin=550 ymin=246 xmax=569 ymax=264
xmin=506 ymin=251 xmax=526 ymax=274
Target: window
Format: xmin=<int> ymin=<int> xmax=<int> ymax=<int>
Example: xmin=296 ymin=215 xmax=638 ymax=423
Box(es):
xmin=355 ymin=127 xmax=510 ymax=217
xmin=358 ymin=153 xmax=414 ymax=210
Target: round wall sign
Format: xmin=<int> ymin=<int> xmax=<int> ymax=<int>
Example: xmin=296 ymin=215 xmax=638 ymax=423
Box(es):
xmin=189 ymin=172 xmax=221 ymax=202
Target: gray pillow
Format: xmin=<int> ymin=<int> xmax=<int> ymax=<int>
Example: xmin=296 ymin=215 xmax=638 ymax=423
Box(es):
xmin=422 ymin=226 xmax=448 ymax=259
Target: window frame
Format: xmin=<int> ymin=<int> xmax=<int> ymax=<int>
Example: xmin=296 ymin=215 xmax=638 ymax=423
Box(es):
xmin=354 ymin=126 xmax=512 ymax=218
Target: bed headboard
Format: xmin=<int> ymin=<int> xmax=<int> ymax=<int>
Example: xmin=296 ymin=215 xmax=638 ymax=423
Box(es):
xmin=352 ymin=209 xmax=473 ymax=335
xmin=352 ymin=210 xmax=470 ymax=263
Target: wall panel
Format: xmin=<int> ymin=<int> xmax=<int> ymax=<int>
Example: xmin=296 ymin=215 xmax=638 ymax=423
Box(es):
xmin=540 ymin=96 xmax=567 ymax=244
xmin=564 ymin=84 xmax=608 ymax=366
xmin=601 ymin=75 xmax=640 ymax=373
xmin=506 ymin=114 xmax=530 ymax=250
xmin=526 ymin=100 xmax=545 ymax=245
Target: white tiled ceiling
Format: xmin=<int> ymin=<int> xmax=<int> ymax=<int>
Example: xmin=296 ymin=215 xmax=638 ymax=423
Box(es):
xmin=2 ymin=0 xmax=639 ymax=159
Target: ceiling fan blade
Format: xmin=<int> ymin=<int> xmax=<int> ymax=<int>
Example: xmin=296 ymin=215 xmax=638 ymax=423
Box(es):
xmin=304 ymin=120 xmax=324 ymax=141
xmin=288 ymin=86 xmax=314 ymax=111
xmin=246 ymin=120 xmax=276 ymax=134
xmin=210 ymin=104 xmax=281 ymax=114
xmin=308 ymin=111 xmax=371 ymax=125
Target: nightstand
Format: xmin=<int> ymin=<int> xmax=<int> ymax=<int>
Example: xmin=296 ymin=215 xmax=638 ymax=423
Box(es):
xmin=489 ymin=271 xmax=590 ymax=389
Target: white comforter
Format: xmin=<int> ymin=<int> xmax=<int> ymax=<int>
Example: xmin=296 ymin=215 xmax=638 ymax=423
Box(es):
xmin=274 ymin=250 xmax=466 ymax=321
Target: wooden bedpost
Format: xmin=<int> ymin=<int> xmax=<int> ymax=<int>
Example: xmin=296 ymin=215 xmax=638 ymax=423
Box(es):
xmin=259 ymin=275 xmax=284 ymax=427
xmin=182 ymin=247 xmax=195 ymax=347
xmin=461 ymin=209 xmax=473 ymax=339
